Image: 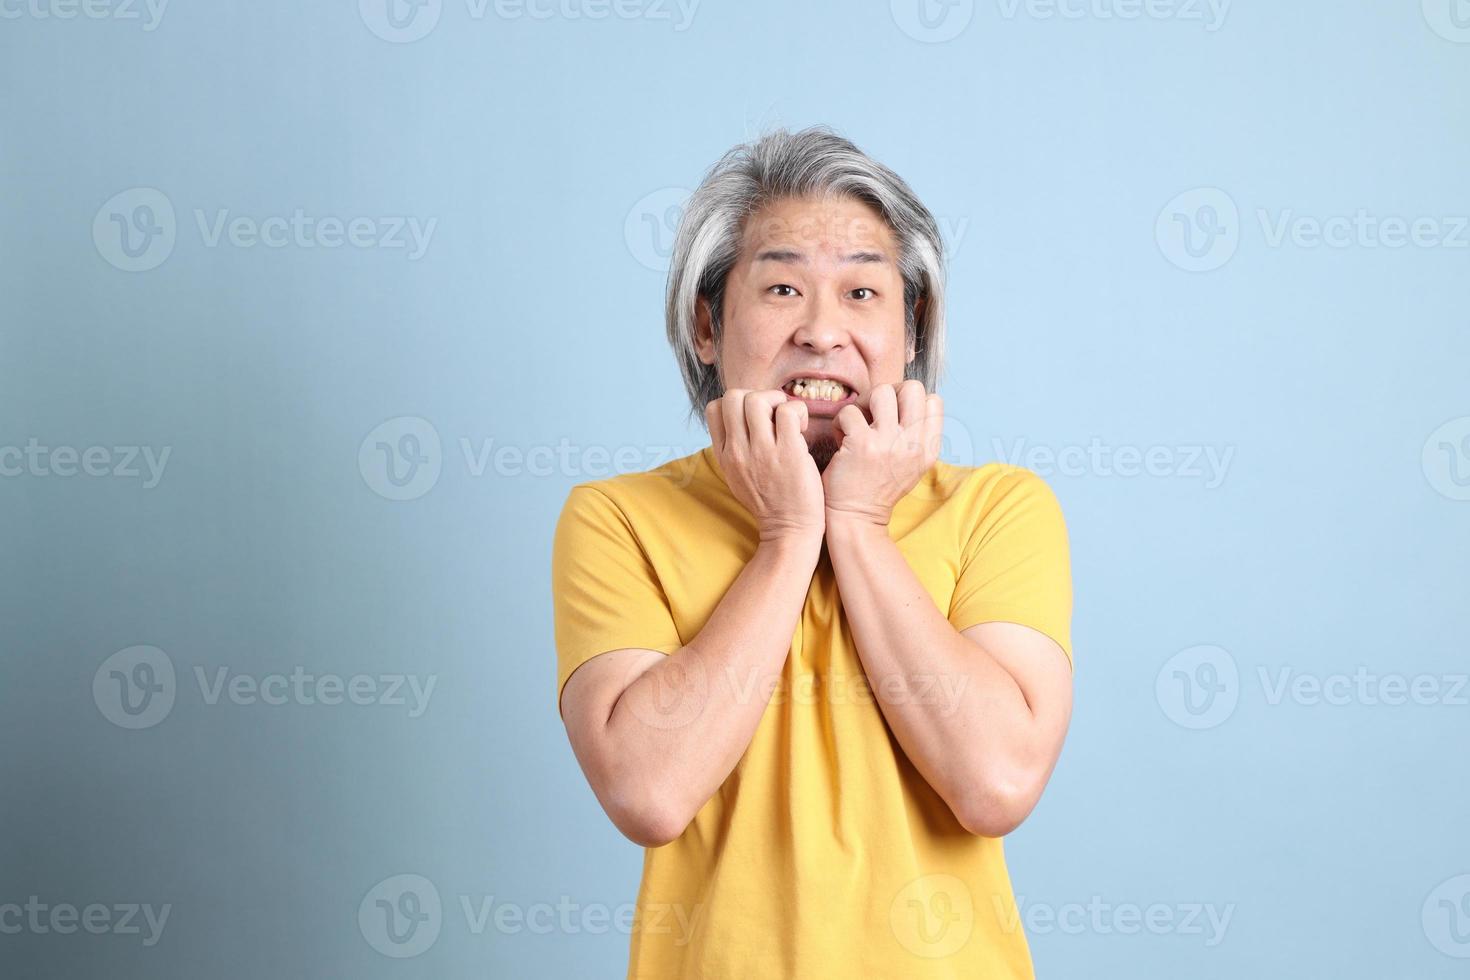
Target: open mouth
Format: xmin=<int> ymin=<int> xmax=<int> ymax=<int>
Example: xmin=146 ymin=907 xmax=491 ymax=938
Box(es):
xmin=782 ymin=377 xmax=858 ymax=415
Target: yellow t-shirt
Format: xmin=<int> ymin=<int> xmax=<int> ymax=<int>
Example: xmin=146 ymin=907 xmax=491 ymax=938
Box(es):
xmin=551 ymin=445 xmax=1073 ymax=980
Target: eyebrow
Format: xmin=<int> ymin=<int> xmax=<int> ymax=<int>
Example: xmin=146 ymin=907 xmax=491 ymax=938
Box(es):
xmin=752 ymin=248 xmax=889 ymax=265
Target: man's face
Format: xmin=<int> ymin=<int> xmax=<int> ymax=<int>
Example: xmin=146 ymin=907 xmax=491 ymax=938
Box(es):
xmin=695 ymin=194 xmax=914 ymax=471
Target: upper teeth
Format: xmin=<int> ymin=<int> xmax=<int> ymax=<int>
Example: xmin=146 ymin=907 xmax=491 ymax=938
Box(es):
xmin=790 ymin=379 xmax=848 ymax=401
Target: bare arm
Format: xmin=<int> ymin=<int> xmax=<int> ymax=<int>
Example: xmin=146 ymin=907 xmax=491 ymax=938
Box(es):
xmin=824 ymin=516 xmax=1072 ymax=837
xmin=558 ymin=389 xmax=823 ymax=847
xmin=821 ymin=380 xmax=1072 ymax=837
xmin=560 ymin=532 xmax=819 ymax=846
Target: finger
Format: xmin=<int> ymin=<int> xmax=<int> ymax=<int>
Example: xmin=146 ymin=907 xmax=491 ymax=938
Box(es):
xmin=897 ymin=380 xmax=927 ymax=430
xmin=744 ymin=390 xmax=786 ymax=454
xmin=836 ymin=403 xmax=870 ymax=440
xmin=773 ymin=400 xmax=808 ymax=452
xmin=705 ymin=399 xmax=726 ymax=454
xmin=923 ymin=393 xmax=944 ymax=464
xmin=869 ymin=383 xmax=899 ymax=430
xmin=721 ymin=390 xmax=751 ymax=459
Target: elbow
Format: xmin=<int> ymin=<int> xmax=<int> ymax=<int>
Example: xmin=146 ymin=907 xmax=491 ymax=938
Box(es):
xmin=951 ymin=773 xmax=1043 ymax=839
xmin=614 ymin=811 xmax=693 ymax=846
xmin=602 ymin=779 xmax=694 ymax=848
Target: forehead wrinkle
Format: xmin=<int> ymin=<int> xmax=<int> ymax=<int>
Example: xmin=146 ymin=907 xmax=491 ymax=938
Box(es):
xmin=751 ymin=248 xmax=891 ymax=266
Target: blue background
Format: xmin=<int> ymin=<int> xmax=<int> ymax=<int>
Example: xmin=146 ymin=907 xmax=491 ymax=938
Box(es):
xmin=2 ymin=0 xmax=1468 ymax=976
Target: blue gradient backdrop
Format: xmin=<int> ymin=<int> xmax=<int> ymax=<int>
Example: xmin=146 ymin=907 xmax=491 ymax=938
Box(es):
xmin=2 ymin=1 xmax=1468 ymax=976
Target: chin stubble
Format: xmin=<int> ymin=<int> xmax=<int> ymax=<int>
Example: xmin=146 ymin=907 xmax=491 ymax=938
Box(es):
xmin=808 ymin=434 xmax=839 ymax=474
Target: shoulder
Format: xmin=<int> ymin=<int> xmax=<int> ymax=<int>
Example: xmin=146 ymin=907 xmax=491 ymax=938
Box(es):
xmin=557 ymin=447 xmax=710 ymax=522
xmin=933 ymin=459 xmax=1063 ymax=511
xmin=930 ymin=460 xmax=1068 ymax=551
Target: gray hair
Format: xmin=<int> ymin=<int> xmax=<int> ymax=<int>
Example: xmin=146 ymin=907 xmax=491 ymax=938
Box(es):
xmin=664 ymin=125 xmax=949 ymax=427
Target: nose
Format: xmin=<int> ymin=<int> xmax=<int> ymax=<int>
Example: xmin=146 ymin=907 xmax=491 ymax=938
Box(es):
xmin=791 ymin=292 xmax=850 ymax=354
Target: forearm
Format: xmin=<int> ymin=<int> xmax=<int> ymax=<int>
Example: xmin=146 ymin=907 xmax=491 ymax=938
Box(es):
xmin=823 ymin=515 xmax=1050 ymax=832
xmin=605 ymin=532 xmax=821 ymax=835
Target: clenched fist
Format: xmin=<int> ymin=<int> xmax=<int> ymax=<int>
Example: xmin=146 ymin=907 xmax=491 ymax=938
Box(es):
xmin=705 ymin=389 xmax=826 ymax=544
xmin=822 ymin=380 xmax=944 ymax=528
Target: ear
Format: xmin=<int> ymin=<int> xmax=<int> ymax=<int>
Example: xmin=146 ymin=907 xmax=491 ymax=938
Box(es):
xmin=695 ymin=296 xmax=717 ymax=365
xmin=907 ymin=296 xmax=926 ymax=364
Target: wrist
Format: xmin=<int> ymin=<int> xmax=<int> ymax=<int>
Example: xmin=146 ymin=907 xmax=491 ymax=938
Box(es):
xmin=824 ymin=505 xmax=890 ymax=533
xmin=756 ymin=527 xmax=825 ymax=559
xmin=823 ymin=508 xmax=891 ymax=544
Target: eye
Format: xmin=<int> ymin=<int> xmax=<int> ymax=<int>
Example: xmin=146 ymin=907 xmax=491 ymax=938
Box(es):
xmin=768 ymin=284 xmax=799 ymax=297
xmin=849 ymin=287 xmax=876 ymax=301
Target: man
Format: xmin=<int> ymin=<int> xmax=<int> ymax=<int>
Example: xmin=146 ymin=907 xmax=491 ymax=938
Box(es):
xmin=552 ymin=126 xmax=1073 ymax=979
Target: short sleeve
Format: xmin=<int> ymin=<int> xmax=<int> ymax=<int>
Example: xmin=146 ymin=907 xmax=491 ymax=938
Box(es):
xmin=551 ymin=484 xmax=684 ymax=710
xmin=946 ymin=469 xmax=1074 ymax=668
